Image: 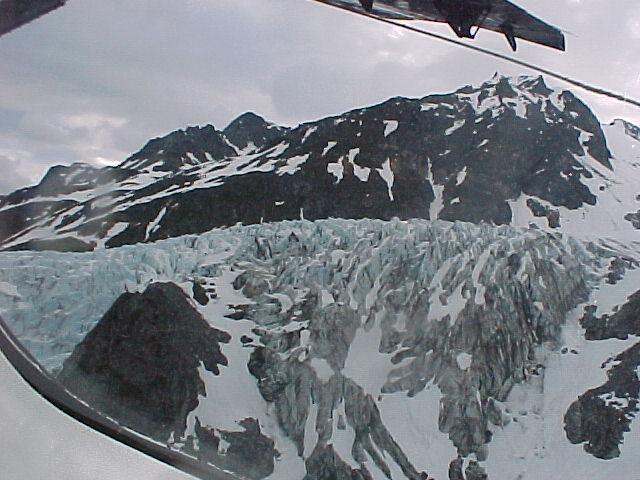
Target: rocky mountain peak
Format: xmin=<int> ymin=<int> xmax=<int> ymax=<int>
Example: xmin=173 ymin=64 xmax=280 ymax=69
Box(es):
xmin=30 ymin=162 xmax=98 ymax=195
xmin=119 ymin=123 xmax=237 ymax=172
xmin=223 ymin=111 xmax=288 ymax=153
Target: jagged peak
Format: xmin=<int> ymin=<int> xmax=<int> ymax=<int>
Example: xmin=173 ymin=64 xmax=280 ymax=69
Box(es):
xmin=40 ymin=162 xmax=96 ymax=181
xmin=491 ymin=74 xmax=555 ymax=96
xmin=223 ymin=111 xmax=286 ymax=152
xmin=224 ymin=112 xmax=269 ymax=131
xmin=118 ymin=123 xmax=236 ymax=172
xmin=124 ymin=123 xmax=220 ymax=157
xmin=152 ymin=123 xmax=219 ymax=142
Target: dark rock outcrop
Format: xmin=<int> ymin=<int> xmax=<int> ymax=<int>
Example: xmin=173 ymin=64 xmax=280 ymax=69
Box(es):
xmin=624 ymin=211 xmax=640 ymax=229
xmin=565 ymin=342 xmax=640 ymax=459
xmin=526 ymin=198 xmax=560 ymax=228
xmin=566 ymin=288 xmax=640 ymax=459
xmin=304 ymin=444 xmax=375 ymax=480
xmin=120 ymin=124 xmax=237 ymax=172
xmin=182 ymin=417 xmax=279 ymax=480
xmin=580 ymin=288 xmax=640 ymax=340
xmin=58 ymin=282 xmax=230 ymax=440
xmin=4 ymin=236 xmax=95 ymax=252
xmin=192 ymin=279 xmax=209 ymax=306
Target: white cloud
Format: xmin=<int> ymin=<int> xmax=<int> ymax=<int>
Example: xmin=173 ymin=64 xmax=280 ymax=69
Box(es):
xmin=0 ymin=154 xmax=34 ymax=194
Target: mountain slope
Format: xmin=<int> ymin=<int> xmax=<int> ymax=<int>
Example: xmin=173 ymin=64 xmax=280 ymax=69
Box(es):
xmin=1 ymin=74 xmax=639 ymax=252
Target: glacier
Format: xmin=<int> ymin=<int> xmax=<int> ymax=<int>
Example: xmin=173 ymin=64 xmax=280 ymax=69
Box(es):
xmin=0 ymin=218 xmax=639 ymax=479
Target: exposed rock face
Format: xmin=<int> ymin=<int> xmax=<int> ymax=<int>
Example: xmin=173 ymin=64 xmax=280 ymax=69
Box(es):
xmin=57 ymin=282 xmax=230 ymax=440
xmin=3 ymin=236 xmax=96 ymax=252
xmin=625 ymin=211 xmax=640 ymax=229
xmin=305 ymin=444 xmax=377 ymax=480
xmin=449 ymin=458 xmax=488 ymax=480
xmin=181 ymin=417 xmax=279 ymax=480
xmin=580 ymin=289 xmax=640 ymax=340
xmin=0 ymin=162 xmax=132 ymax=250
xmin=565 ymin=342 xmax=640 ymax=459
xmin=192 ymin=278 xmax=209 ymax=305
xmin=526 ymin=198 xmax=560 ymax=228
xmin=120 ymin=124 xmax=237 ymax=172
xmin=565 ymin=288 xmax=640 ymax=459
xmin=2 ymin=75 xmax=639 ymax=252
xmin=223 ymin=112 xmax=289 ymax=152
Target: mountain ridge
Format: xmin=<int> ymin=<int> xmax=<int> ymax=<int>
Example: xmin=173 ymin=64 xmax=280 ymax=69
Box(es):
xmin=1 ymin=74 xmax=639 ymax=252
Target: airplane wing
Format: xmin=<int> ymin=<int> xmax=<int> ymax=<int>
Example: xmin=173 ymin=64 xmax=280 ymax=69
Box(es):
xmin=477 ymin=0 xmax=565 ymax=51
xmin=0 ymin=0 xmax=67 ymax=37
xmin=312 ymin=0 xmax=565 ymax=51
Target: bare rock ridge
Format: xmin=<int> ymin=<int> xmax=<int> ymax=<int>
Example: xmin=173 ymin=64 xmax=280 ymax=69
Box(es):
xmin=120 ymin=124 xmax=237 ymax=172
xmin=182 ymin=418 xmax=280 ymax=480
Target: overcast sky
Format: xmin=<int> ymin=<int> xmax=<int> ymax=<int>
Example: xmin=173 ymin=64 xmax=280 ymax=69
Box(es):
xmin=0 ymin=0 xmax=639 ymax=194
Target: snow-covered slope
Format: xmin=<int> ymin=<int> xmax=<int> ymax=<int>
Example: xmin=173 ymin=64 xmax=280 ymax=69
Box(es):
xmin=1 ymin=218 xmax=638 ymax=479
xmin=1 ymin=75 xmax=639 ymax=253
xmin=509 ymin=118 xmax=640 ymax=234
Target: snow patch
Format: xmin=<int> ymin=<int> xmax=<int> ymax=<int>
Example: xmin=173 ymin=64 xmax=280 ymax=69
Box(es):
xmin=301 ymin=126 xmax=317 ymax=144
xmin=145 ymin=206 xmax=167 ymax=241
xmin=428 ymin=162 xmax=444 ymax=220
xmin=456 ymin=352 xmax=473 ymax=370
xmin=327 ymin=156 xmax=344 ymax=183
xmin=383 ymin=120 xmax=399 ymax=137
xmin=376 ymin=159 xmax=395 ymax=201
xmin=445 ymin=119 xmax=465 ymax=135
xmin=321 ymin=141 xmax=337 ymax=156
xmin=347 ymin=148 xmax=370 ymax=182
xmin=455 ymin=166 xmax=468 ymax=186
xmin=310 ymin=357 xmax=334 ymax=383
xmin=277 ymin=154 xmax=310 ymax=176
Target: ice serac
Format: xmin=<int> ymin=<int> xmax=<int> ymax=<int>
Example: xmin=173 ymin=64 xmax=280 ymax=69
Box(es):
xmin=57 ymin=282 xmax=230 ymax=440
xmin=228 ymin=219 xmax=621 ymax=476
xmin=2 ymin=75 xmax=639 ymax=253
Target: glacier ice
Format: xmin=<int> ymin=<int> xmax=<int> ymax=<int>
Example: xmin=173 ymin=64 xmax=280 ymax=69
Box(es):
xmin=0 ymin=218 xmax=638 ymax=480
